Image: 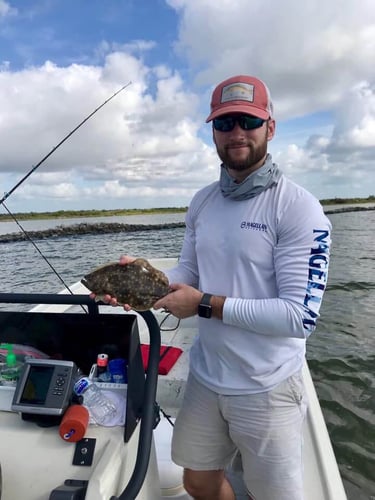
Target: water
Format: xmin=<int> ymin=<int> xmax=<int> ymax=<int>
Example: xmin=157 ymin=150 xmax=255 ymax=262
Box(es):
xmin=0 ymin=214 xmax=186 ymax=297
xmin=306 ymin=209 xmax=375 ymax=499
xmin=0 ymin=209 xmax=374 ymax=499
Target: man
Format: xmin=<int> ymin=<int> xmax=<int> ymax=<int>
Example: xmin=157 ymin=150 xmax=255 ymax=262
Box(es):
xmin=109 ymin=75 xmax=331 ymax=500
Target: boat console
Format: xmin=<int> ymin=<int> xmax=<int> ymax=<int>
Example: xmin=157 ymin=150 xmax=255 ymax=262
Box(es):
xmin=0 ymin=293 xmax=163 ymax=500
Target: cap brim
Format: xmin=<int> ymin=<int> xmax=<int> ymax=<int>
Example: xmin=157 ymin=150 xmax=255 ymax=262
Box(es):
xmin=206 ymin=104 xmax=270 ymax=122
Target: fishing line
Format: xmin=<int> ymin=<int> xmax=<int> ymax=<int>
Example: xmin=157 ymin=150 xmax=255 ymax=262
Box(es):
xmin=2 ymin=201 xmax=89 ymax=313
xmin=0 ymin=82 xmax=132 ymax=302
xmin=159 ymin=406 xmax=175 ymax=427
xmin=159 ymin=311 xmax=180 ymax=331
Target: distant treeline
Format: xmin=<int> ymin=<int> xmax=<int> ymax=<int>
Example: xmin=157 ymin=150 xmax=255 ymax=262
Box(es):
xmin=0 ymin=196 xmax=374 ymax=222
xmin=0 ymin=206 xmax=188 ymax=222
xmin=321 ymin=195 xmax=375 ymax=205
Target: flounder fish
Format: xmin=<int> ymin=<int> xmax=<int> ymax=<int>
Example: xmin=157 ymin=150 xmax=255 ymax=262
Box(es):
xmin=82 ymin=258 xmax=170 ymax=311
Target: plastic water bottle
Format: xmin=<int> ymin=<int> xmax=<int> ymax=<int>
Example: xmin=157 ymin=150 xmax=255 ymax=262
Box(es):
xmin=73 ymin=377 xmax=117 ymax=425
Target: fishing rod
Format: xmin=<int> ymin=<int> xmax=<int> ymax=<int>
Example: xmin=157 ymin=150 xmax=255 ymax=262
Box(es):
xmin=1 ymin=82 xmax=132 ymax=305
xmin=1 ymin=81 xmax=131 ymax=205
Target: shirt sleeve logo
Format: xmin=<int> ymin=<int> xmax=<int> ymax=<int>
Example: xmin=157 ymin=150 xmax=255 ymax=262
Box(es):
xmin=303 ymin=229 xmax=330 ymax=332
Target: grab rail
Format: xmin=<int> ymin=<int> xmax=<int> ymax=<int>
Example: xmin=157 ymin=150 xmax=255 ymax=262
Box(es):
xmin=113 ymin=309 xmax=160 ymax=500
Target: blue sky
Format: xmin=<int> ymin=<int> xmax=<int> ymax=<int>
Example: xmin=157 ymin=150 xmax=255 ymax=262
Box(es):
xmin=0 ymin=0 xmax=374 ymax=212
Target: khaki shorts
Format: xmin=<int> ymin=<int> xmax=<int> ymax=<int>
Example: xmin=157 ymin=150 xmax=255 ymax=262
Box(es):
xmin=172 ymin=371 xmax=308 ymax=500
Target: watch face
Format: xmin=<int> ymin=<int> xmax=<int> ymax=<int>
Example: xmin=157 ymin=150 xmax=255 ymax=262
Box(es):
xmin=198 ymin=303 xmax=212 ymax=318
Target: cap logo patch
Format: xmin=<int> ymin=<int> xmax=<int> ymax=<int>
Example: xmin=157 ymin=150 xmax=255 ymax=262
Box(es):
xmin=221 ymin=82 xmax=254 ymax=104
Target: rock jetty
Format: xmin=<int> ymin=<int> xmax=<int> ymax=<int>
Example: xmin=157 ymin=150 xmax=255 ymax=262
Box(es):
xmin=0 ymin=222 xmax=186 ymax=244
xmin=324 ymin=205 xmax=375 ymax=214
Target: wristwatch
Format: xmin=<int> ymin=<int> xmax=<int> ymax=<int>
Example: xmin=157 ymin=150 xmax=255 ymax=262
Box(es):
xmin=198 ymin=293 xmax=213 ymax=318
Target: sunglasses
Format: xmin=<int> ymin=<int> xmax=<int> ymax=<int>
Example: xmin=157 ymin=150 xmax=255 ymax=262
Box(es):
xmin=213 ymin=115 xmax=265 ymax=132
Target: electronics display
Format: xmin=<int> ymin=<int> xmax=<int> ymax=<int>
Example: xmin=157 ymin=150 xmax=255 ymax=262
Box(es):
xmin=12 ymin=359 xmax=78 ymax=416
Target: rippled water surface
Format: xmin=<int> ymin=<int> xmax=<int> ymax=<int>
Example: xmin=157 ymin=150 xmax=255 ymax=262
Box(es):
xmin=306 ymin=210 xmax=375 ymax=499
xmin=0 ymin=209 xmax=374 ymax=499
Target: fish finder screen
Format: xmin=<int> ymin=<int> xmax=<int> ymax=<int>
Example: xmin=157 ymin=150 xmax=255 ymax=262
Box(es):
xmin=20 ymin=365 xmax=54 ymax=405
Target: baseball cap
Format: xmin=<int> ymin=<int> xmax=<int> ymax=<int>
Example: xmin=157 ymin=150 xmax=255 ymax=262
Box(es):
xmin=206 ymin=75 xmax=273 ymax=122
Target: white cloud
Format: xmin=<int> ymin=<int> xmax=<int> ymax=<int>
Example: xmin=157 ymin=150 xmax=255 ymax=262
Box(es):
xmin=95 ymin=39 xmax=157 ymax=63
xmin=0 ymin=0 xmax=17 ymax=18
xmin=330 ymin=81 xmax=375 ymax=150
xmin=272 ymin=81 xmax=375 ymax=198
xmin=168 ymin=0 xmax=375 ymax=119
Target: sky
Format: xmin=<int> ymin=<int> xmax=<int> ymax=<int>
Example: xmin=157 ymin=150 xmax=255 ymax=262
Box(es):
xmin=0 ymin=0 xmax=374 ymax=213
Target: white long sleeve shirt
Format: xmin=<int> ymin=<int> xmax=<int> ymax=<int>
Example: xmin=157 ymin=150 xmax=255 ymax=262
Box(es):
xmin=166 ymin=174 xmax=331 ymax=394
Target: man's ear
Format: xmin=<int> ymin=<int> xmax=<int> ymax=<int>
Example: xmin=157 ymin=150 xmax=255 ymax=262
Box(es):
xmin=267 ymin=119 xmax=276 ymax=141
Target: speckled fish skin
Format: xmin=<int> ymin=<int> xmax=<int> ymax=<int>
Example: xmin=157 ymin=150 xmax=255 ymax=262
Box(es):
xmin=81 ymin=258 xmax=170 ymax=310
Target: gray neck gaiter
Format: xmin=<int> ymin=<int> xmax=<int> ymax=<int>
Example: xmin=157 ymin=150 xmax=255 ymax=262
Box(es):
xmin=220 ymin=153 xmax=282 ymax=201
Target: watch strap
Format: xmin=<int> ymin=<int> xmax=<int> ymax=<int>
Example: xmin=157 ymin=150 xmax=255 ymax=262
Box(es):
xmin=198 ymin=293 xmax=213 ymax=318
xmin=200 ymin=293 xmax=212 ymax=306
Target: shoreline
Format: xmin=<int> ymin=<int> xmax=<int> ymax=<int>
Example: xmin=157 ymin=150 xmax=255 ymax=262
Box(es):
xmin=0 ymin=207 xmax=187 ymax=223
xmin=0 ymin=198 xmax=374 ymax=223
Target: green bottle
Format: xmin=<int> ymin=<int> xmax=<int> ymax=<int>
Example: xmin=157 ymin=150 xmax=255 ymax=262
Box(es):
xmin=0 ymin=344 xmax=22 ymax=386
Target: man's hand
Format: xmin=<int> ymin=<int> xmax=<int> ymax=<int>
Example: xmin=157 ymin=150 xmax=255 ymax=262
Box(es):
xmin=119 ymin=255 xmax=136 ymax=266
xmin=153 ymin=283 xmax=203 ymax=319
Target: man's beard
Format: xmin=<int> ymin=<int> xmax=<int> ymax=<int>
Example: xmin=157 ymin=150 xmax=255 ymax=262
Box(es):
xmin=216 ymin=130 xmax=268 ymax=172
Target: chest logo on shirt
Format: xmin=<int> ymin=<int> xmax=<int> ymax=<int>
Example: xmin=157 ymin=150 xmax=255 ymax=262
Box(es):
xmin=240 ymin=221 xmax=268 ymax=232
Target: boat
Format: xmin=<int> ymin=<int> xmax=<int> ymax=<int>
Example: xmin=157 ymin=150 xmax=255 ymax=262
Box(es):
xmin=0 ymin=257 xmax=348 ymax=499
